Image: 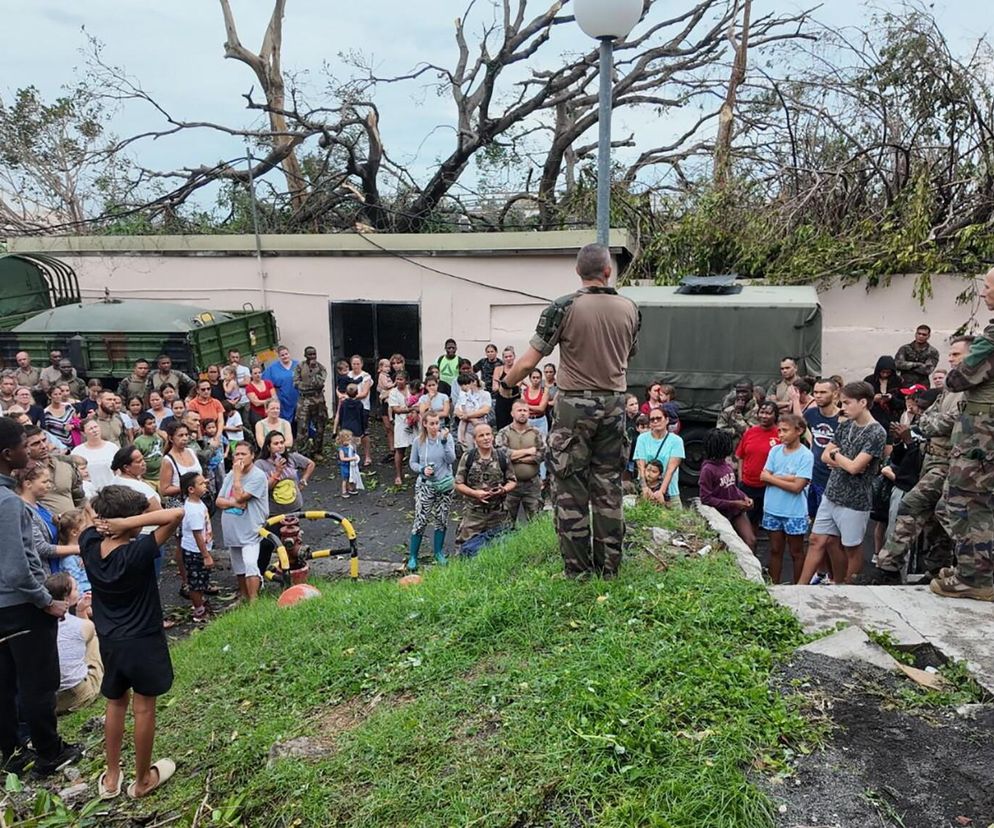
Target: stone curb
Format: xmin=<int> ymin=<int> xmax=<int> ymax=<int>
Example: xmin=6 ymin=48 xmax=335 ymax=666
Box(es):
xmin=692 ymin=501 xmax=764 ymax=584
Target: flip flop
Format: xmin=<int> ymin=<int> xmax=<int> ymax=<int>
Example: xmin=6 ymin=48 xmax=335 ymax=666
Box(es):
xmin=126 ymin=758 xmax=176 ymax=799
xmin=98 ymin=770 xmax=122 ymax=800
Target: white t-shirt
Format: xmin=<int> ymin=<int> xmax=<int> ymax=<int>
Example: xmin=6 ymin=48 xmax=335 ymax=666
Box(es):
xmin=114 ymin=475 xmax=159 ymax=534
xmin=348 ymin=371 xmax=374 ymax=410
xmin=71 ymin=441 xmax=119 ymax=491
xmin=232 ymin=364 xmax=250 ymax=404
xmin=56 ymin=614 xmax=89 ymax=691
xmin=225 ymin=410 xmax=244 ymax=443
xmin=181 ymin=498 xmax=213 ymax=554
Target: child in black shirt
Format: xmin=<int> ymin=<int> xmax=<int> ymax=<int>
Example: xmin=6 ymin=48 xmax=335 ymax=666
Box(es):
xmin=80 ymin=485 xmax=183 ymax=800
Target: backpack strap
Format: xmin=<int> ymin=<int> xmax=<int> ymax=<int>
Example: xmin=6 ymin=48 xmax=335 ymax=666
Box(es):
xmin=466 ymin=447 xmax=508 ymax=477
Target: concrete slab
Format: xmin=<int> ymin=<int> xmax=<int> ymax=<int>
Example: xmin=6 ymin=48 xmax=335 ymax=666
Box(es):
xmin=798 ymin=625 xmax=902 ymax=673
xmin=770 ymin=585 xmax=994 ymax=692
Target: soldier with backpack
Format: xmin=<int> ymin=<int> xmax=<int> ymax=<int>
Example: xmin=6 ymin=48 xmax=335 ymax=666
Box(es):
xmin=454 ymin=423 xmax=517 ymax=553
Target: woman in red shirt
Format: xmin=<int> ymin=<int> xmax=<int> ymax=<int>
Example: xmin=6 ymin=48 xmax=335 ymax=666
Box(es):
xmin=734 ymin=401 xmax=780 ymax=533
xmin=246 ymin=363 xmax=275 ymax=429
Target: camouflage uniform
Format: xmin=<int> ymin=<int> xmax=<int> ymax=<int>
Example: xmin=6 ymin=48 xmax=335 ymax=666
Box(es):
xmin=495 ymin=423 xmax=546 ymax=523
xmin=118 ymin=374 xmax=150 ymax=405
xmin=529 ymin=285 xmax=640 ymax=577
xmin=875 ymin=388 xmax=962 ymax=574
xmin=894 ymin=341 xmax=940 ymax=388
xmin=716 ymin=399 xmax=760 ymax=443
xmin=293 ymin=360 xmax=328 ymax=455
xmin=935 ymin=322 xmax=994 ymax=589
xmin=454 ymin=448 xmax=516 ymax=542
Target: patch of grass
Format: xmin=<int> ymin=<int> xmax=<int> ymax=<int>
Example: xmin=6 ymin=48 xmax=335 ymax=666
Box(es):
xmin=57 ymin=504 xmax=812 ymax=827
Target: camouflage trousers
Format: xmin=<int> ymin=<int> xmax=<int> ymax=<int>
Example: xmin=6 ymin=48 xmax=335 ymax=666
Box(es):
xmin=296 ymin=396 xmax=328 ymax=456
xmin=547 ymin=392 xmax=627 ymax=577
xmin=937 ymin=413 xmax=994 ymax=587
xmin=876 ymin=458 xmax=953 ymax=574
xmin=457 ymin=502 xmax=508 ymax=544
xmin=505 ymin=476 xmax=544 ymax=525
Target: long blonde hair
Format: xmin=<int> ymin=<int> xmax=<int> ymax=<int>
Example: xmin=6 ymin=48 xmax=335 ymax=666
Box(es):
xmin=418 ymin=410 xmax=440 ymax=444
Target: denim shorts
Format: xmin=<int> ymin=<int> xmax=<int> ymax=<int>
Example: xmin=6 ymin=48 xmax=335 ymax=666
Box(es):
xmin=760 ymin=514 xmax=809 ymax=536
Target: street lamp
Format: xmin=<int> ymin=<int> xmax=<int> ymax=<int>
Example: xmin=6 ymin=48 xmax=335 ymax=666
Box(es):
xmin=574 ymin=0 xmax=643 ymax=246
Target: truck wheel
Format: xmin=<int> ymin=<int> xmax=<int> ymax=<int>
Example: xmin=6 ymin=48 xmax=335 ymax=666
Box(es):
xmin=678 ymin=425 xmax=710 ymax=484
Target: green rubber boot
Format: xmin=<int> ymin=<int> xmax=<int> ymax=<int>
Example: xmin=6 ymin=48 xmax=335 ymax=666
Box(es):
xmin=407 ymin=534 xmax=422 ymax=572
xmin=433 ymin=529 xmax=448 ymax=566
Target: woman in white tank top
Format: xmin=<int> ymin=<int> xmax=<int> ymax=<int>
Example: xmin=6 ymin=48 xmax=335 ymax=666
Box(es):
xmin=157 ymin=421 xmax=203 ymax=599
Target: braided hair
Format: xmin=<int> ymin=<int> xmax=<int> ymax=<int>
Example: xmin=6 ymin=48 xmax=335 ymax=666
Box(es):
xmin=703 ymin=428 xmax=734 ymax=462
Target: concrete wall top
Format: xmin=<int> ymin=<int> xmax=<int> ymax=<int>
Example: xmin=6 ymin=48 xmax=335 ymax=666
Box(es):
xmin=7 ymin=229 xmax=633 ymax=257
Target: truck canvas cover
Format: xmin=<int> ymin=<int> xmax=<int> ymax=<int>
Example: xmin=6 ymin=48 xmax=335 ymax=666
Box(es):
xmin=620 ymin=285 xmax=822 ymax=422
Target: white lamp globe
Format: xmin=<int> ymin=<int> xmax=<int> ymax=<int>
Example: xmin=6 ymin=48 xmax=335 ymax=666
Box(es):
xmin=573 ymin=0 xmax=644 ymax=40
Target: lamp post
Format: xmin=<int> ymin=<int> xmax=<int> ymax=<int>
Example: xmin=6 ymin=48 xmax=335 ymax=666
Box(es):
xmin=573 ymin=0 xmax=644 ymax=246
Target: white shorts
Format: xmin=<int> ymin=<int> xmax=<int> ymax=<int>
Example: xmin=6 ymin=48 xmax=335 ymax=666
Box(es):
xmin=229 ymin=542 xmax=262 ymax=579
xmin=811 ymin=496 xmax=870 ymax=548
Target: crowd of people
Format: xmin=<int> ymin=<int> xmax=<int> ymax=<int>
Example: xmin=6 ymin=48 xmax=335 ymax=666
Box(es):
xmin=3 ymin=251 xmax=993 ymax=798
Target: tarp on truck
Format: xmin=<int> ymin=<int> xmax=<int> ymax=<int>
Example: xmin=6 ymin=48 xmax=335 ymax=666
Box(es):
xmin=620 ymin=285 xmax=822 ymax=422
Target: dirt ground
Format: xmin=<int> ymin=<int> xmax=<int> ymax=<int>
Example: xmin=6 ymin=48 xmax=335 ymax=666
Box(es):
xmin=766 ymin=651 xmax=994 ymax=828
xmin=158 ymin=421 xmax=465 ymax=629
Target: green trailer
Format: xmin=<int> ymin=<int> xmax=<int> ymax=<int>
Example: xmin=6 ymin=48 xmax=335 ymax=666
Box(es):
xmin=0 ymin=253 xmax=279 ymax=381
xmin=620 ymin=281 xmax=822 ymax=479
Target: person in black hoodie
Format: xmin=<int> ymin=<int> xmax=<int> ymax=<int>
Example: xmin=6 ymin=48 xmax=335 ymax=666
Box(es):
xmin=864 ymin=355 xmax=906 ymax=437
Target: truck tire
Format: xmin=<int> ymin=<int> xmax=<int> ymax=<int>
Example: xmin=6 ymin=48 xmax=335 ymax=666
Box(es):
xmin=678 ymin=425 xmax=710 ymax=484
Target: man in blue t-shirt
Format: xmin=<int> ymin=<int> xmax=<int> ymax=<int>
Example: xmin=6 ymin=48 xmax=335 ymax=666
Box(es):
xmin=803 ymin=379 xmax=841 ymax=517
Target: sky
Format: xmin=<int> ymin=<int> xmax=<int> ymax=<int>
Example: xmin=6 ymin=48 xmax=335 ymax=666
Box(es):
xmin=0 ymin=0 xmax=985 ymax=214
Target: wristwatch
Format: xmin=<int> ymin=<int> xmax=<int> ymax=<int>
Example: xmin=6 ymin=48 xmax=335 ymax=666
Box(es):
xmin=830 ymin=450 xmax=839 ymax=461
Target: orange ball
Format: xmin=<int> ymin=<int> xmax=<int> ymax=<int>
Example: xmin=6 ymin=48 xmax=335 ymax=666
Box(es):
xmin=277 ymin=583 xmax=322 ymax=607
xmin=398 ymin=574 xmax=423 ymax=588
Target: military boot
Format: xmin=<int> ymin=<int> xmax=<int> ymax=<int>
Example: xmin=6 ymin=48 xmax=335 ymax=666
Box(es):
xmin=929 ymin=573 xmax=994 ymax=602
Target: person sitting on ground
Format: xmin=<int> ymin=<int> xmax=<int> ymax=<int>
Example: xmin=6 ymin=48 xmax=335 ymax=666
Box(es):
xmin=254 ymin=398 xmax=293 ymax=450
xmin=698 ymin=429 xmax=755 ymax=551
xmin=760 ymin=414 xmax=814 ymax=584
xmin=337 ymin=430 xmax=359 ymax=497
xmin=408 ymin=411 xmax=457 ymax=569
xmin=634 ymin=407 xmax=685 ymax=508
xmin=81 ymin=485 xmax=183 ymax=799
xmin=45 ymin=572 xmax=103 ymax=715
xmin=734 ymin=400 xmax=781 ymax=535
xmin=717 ymin=380 xmax=760 ymax=444
xmin=256 ymin=431 xmax=314 ymax=514
xmin=454 ymin=423 xmax=516 ymax=553
xmin=71 ymin=418 xmax=119 ymax=491
xmin=179 ymin=472 xmax=214 ymax=625
xmin=216 ymin=442 xmax=269 ymax=603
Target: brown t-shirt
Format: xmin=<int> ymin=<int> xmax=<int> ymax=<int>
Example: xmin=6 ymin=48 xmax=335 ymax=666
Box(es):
xmin=530 ymin=287 xmax=640 ymax=393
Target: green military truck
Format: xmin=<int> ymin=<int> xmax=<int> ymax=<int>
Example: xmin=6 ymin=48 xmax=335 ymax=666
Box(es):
xmin=0 ymin=252 xmax=279 ymax=383
xmin=620 ymin=280 xmax=822 ymax=480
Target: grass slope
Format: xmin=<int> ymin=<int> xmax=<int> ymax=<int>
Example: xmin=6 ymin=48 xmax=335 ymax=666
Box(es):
xmin=65 ymin=503 xmax=811 ymax=827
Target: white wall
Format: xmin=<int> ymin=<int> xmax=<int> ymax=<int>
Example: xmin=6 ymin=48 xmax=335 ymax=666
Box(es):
xmin=818 ymin=273 xmax=985 ymax=381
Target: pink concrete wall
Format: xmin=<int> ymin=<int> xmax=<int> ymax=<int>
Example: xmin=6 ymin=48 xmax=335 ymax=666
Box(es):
xmin=818 ymin=273 xmax=985 ymax=382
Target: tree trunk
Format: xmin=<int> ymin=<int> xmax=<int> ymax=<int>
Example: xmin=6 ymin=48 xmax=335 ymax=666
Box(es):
xmin=714 ymin=0 xmax=751 ymax=188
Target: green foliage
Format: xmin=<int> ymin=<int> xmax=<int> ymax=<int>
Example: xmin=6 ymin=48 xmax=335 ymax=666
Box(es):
xmin=48 ymin=507 xmax=813 ymax=828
